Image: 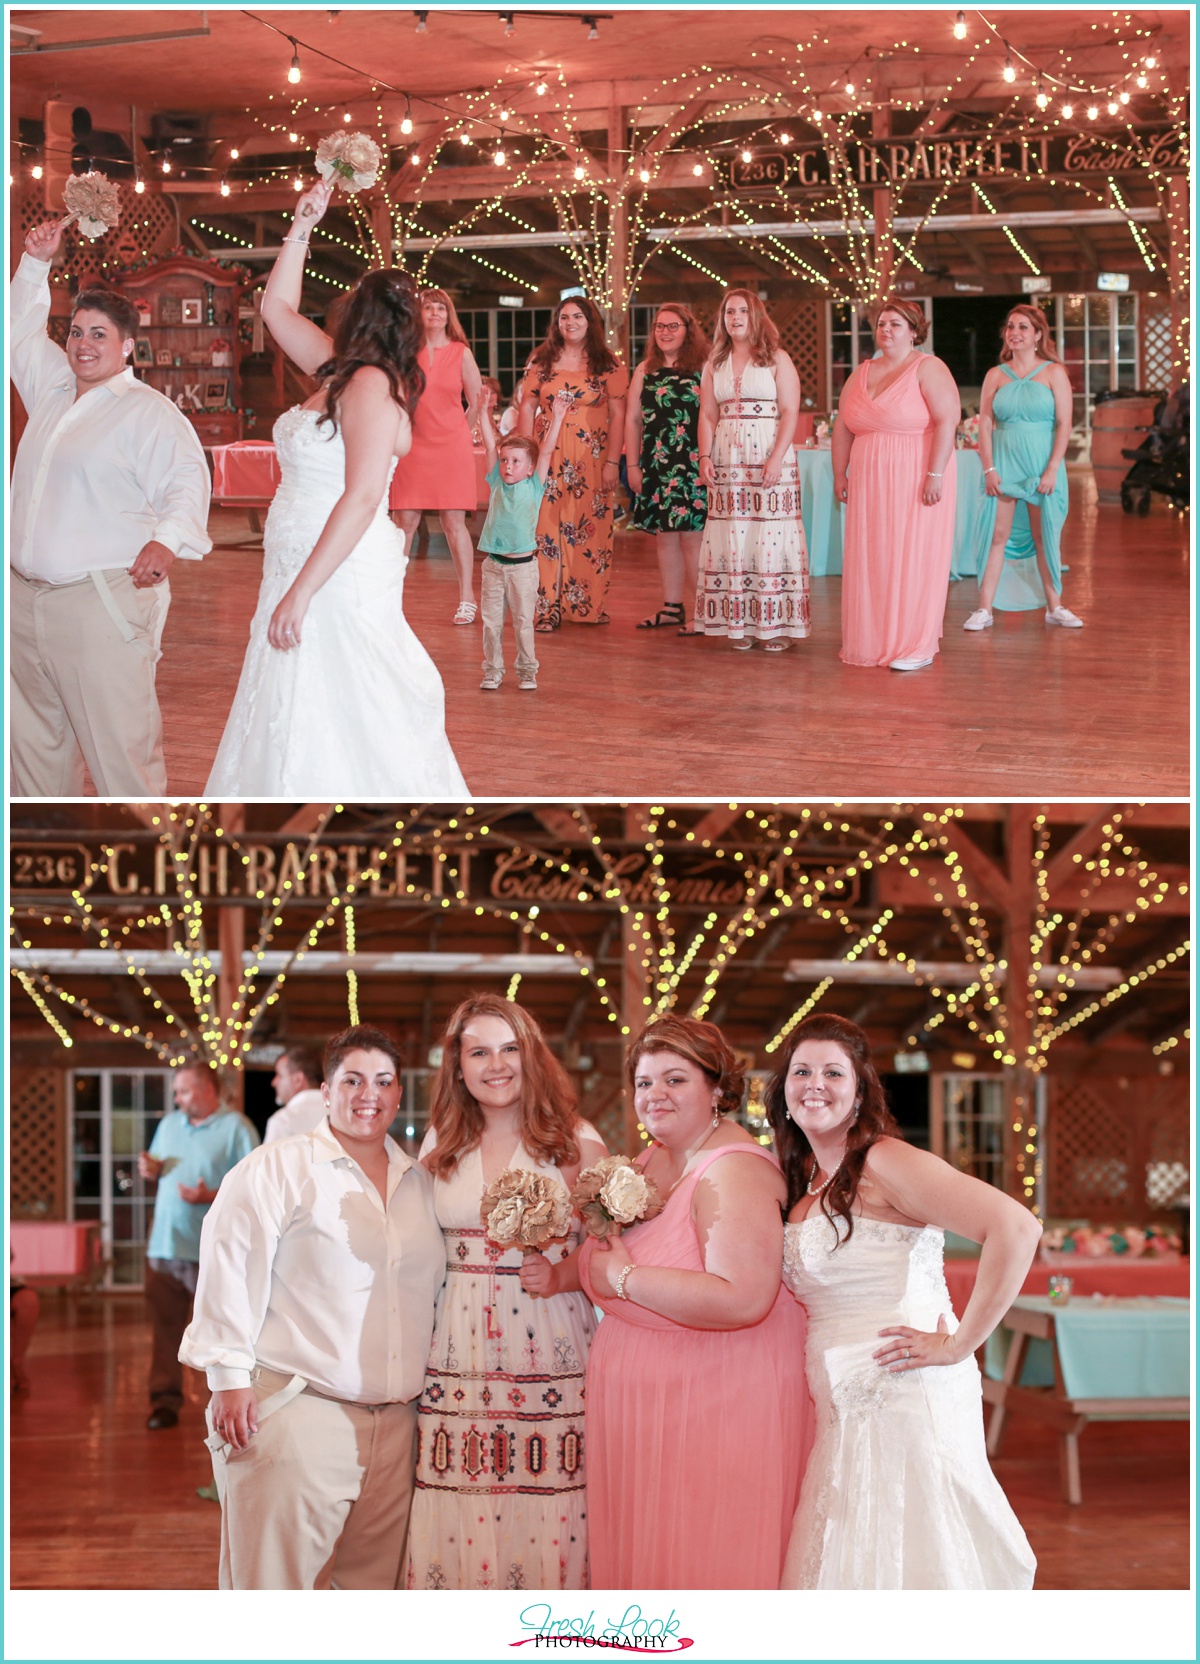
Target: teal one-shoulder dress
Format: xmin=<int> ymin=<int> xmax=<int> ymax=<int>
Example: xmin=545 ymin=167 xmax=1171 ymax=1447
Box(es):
xmin=976 ymin=363 xmax=1069 ymax=611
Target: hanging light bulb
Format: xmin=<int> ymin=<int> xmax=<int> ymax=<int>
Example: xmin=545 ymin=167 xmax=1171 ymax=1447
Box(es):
xmin=1086 ymin=103 xmax=1098 ymax=120
xmin=1136 ymin=72 xmax=1148 ymax=88
xmin=1061 ymin=101 xmax=1074 ymax=119
xmin=31 ymin=162 xmax=43 ymax=179
xmin=401 ymin=97 xmax=414 ymax=135
xmin=692 ymin=160 xmax=704 ymax=176
xmin=953 ymin=10 xmax=967 ymax=39
xmin=574 ymin=163 xmax=586 ymax=180
xmin=494 ymin=133 xmax=507 ymax=166
xmin=459 ymin=130 xmax=472 ymax=145
xmin=410 ymin=151 xmax=421 ymax=165
xmin=811 ymin=108 xmax=822 ymax=122
xmin=230 ymin=146 xmax=240 ymax=160
xmin=741 ymin=147 xmax=753 ymax=163
xmin=499 ymin=108 xmax=510 ymax=122
xmin=343 ymin=111 xmax=352 ymax=123
xmin=638 ymin=167 xmax=650 ymax=183
xmin=288 ymin=131 xmax=299 ymax=143
xmin=1107 ymin=99 xmax=1118 ymax=115
xmin=293 ymin=174 xmax=304 ymax=191
xmin=287 ymin=39 xmax=301 ymax=83
xmin=1119 ymin=90 xmax=1131 ymax=104
xmin=161 ymin=156 xmax=172 ymax=173
xmin=1002 ymin=46 xmax=1016 ymax=84
xmin=1145 ymin=54 xmax=1157 ymax=69
xmin=220 ymin=177 xmax=231 ymax=196
xmin=535 ymin=80 xmax=548 ymax=96
xmin=779 ymin=130 xmax=792 ymax=145
xmin=134 ymin=172 xmax=145 ymax=194
xmin=845 ymin=80 xmax=855 ymax=96
xmin=1035 ymin=80 xmax=1049 ymax=110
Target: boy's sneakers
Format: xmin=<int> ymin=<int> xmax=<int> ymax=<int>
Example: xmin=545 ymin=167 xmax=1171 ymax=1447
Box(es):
xmin=518 ymin=675 xmax=538 ymax=691
xmin=480 ymin=674 xmax=502 ymax=690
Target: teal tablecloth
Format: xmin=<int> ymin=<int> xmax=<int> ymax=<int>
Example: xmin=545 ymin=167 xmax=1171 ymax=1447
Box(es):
xmin=986 ymin=1296 xmax=1191 ymax=1397
xmin=794 ymin=446 xmax=985 ymax=580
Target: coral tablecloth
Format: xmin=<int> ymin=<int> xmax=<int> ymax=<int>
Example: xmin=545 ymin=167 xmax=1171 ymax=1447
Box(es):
xmin=945 ymin=1254 xmax=1189 ymax=1317
xmin=210 ymin=442 xmax=489 ymax=508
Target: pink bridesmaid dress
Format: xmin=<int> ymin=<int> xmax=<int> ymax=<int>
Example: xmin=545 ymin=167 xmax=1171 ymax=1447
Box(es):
xmin=579 ymin=1144 xmax=812 ymax=1590
xmin=839 ymin=353 xmax=958 ymax=667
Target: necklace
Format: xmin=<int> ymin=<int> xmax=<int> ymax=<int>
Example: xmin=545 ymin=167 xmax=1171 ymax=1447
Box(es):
xmin=807 ymin=1155 xmax=844 ymax=1197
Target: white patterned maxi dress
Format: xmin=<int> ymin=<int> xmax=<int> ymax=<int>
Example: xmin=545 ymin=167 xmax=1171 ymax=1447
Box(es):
xmin=694 ymin=359 xmax=810 ymax=640
xmin=405 ymin=1137 xmax=597 ymax=1590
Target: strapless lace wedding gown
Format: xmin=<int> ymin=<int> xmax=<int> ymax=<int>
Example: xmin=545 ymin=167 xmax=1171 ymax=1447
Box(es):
xmin=781 ymin=1215 xmax=1036 ymax=1589
xmin=206 ymin=407 xmax=468 ymax=796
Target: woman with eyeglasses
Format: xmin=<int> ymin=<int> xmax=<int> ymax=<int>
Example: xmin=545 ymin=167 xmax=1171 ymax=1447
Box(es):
xmin=625 ymin=305 xmax=711 ymax=634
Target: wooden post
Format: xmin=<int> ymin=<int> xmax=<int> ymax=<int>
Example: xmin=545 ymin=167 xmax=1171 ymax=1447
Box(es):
xmin=369 ymin=196 xmax=394 ymax=269
xmin=1003 ymin=806 xmax=1037 ymax=1205
xmin=871 ymin=95 xmax=893 ymax=303
xmin=621 ymin=806 xmax=650 ymax=1153
xmin=606 ymin=95 xmax=631 ymax=363
xmin=1164 ymin=174 xmax=1190 ymax=387
xmin=216 ymin=804 xmax=246 ymax=1110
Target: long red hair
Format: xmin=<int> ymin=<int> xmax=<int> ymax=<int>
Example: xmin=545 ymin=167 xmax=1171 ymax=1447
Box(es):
xmin=424 ymin=993 xmax=581 ymax=1179
xmin=710 ymin=288 xmax=780 ymax=369
xmin=999 ymin=303 xmax=1062 ymax=365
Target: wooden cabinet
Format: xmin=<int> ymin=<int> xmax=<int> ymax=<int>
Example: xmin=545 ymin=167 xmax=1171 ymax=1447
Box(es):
xmin=115 ymin=255 xmax=245 ymax=445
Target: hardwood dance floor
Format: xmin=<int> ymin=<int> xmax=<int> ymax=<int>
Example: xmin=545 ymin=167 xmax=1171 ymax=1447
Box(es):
xmin=8 ymin=1294 xmax=1190 ymax=1591
xmin=147 ymin=473 xmax=1189 ymax=799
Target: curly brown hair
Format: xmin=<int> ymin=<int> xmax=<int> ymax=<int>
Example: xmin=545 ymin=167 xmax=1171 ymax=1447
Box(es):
xmin=642 ymin=304 xmax=710 ymax=375
xmin=526 ymin=295 xmax=619 ymax=380
xmin=764 ymin=1014 xmax=901 ymax=1240
xmin=424 ymin=994 xmax=581 ymax=1180
xmin=871 ymin=297 xmax=930 ymax=346
xmin=315 ymin=268 xmax=425 ymax=434
xmin=710 ymin=288 xmax=781 ymax=369
xmin=626 ymin=1014 xmax=745 ymax=1117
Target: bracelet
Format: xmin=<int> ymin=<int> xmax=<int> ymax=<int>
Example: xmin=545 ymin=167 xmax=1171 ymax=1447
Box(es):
xmin=926 ymin=472 xmax=943 ymax=478
xmin=282 ymin=236 xmax=309 ymax=248
xmin=984 ymin=466 xmax=999 ymax=476
xmin=615 ymin=1262 xmax=637 ymax=1302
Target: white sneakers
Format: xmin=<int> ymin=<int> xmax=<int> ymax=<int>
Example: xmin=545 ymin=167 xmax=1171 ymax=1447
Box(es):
xmin=518 ymin=675 xmax=538 ymax=691
xmin=480 ymin=674 xmax=502 ymax=690
xmin=889 ymin=656 xmax=934 ymax=672
xmin=1045 ymin=606 xmax=1084 ymax=628
xmin=963 ymin=608 xmax=994 ymax=631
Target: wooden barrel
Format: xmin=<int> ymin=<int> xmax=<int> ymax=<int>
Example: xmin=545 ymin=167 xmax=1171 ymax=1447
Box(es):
xmin=1090 ymin=398 xmax=1158 ymax=502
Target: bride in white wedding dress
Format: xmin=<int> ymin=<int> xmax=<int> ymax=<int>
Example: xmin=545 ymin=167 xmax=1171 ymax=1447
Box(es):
xmin=766 ymin=1014 xmax=1041 ymax=1590
xmin=206 ymin=180 xmax=468 ymax=797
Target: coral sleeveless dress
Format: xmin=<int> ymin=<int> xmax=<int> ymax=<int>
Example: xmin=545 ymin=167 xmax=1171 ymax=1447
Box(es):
xmin=580 ymin=1144 xmax=812 ymax=1589
xmin=388 ymin=340 xmax=477 ymax=511
xmin=839 ymin=353 xmax=958 ymax=667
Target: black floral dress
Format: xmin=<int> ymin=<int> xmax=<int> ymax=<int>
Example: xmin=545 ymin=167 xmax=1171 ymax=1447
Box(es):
xmin=526 ymin=364 xmax=628 ymax=626
xmin=631 ymin=368 xmax=707 ymax=533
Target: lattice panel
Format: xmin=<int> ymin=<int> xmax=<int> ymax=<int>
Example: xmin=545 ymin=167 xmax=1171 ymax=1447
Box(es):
xmin=1146 ymin=1100 xmax=1190 ymax=1208
xmin=775 ymin=300 xmax=823 ymax=411
xmin=10 ymin=1067 xmax=67 ymax=1219
xmin=11 ymin=181 xmax=179 ymax=290
xmin=1045 ymin=1081 xmax=1131 ymax=1216
xmin=1142 ymin=304 xmax=1173 ymax=394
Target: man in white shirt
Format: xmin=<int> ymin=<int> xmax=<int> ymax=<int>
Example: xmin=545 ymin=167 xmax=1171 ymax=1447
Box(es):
xmin=180 ymin=1026 xmax=445 ymax=1589
xmin=262 ymin=1046 xmax=326 ymax=1144
xmin=10 ymin=216 xmax=212 ymax=796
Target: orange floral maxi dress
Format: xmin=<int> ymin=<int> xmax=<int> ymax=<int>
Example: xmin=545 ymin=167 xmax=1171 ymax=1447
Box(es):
xmin=524 ymin=363 xmax=629 ymax=627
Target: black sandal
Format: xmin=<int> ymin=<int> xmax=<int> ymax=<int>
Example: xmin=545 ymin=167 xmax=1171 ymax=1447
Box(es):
xmin=637 ymin=602 xmax=686 ymax=629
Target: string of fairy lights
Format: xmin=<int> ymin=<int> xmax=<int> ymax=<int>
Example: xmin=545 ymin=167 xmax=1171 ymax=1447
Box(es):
xmin=12 ymin=10 xmax=1186 ymax=332
xmin=10 ymin=802 xmax=1189 ymax=1190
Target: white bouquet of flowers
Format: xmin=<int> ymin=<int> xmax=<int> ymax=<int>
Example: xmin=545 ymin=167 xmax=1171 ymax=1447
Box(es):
xmin=63 ymin=171 xmax=121 ymax=240
xmin=314 ymin=130 xmax=383 ymax=194
xmin=571 ymin=1154 xmax=665 ymax=1240
xmin=480 ymin=1167 xmax=572 ymax=1255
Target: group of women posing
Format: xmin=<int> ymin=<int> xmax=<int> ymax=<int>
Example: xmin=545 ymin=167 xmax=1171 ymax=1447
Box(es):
xmin=204 ymin=176 xmax=1081 ymax=793
xmin=402 ymin=996 xmax=1042 ymax=1591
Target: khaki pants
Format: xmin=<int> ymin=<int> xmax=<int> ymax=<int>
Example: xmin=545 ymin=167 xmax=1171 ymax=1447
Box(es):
xmin=10 ymin=566 xmax=169 ymax=797
xmin=209 ymin=1364 xmax=419 ymax=1590
xmin=481 ymin=555 xmax=539 ymax=680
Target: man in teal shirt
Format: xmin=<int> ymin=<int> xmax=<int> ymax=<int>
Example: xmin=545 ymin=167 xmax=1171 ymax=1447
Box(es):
xmin=138 ymin=1062 xmax=258 ymax=1430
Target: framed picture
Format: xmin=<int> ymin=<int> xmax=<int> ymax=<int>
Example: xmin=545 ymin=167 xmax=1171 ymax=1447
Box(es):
xmin=158 ymin=296 xmax=182 ymax=325
xmin=181 ymin=298 xmax=203 ymax=325
xmin=202 ymin=377 xmax=228 ymax=409
xmin=135 ymin=300 xmax=153 ymax=328
xmin=132 ymin=338 xmax=155 ymax=366
xmin=155 ymin=349 xmax=173 ymax=367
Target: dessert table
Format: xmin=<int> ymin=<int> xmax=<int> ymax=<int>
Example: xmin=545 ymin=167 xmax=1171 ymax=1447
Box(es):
xmin=793 ymin=446 xmax=987 ymax=579
xmin=982 ymin=1295 xmax=1190 ymax=1503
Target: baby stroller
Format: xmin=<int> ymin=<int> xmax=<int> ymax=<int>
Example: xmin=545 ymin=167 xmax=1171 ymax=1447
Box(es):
xmin=1120 ymin=382 xmax=1190 ymax=513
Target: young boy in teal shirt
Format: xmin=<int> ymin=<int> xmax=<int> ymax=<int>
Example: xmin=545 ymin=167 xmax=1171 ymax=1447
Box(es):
xmin=477 ymin=386 xmax=572 ymax=690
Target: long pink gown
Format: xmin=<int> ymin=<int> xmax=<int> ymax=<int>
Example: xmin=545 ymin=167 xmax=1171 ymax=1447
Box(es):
xmin=839 ymin=353 xmax=957 ymax=667
xmin=579 ymin=1144 xmax=812 ymax=1590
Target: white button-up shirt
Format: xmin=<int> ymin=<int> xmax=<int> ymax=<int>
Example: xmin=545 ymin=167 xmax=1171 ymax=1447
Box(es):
xmin=262 ymin=1087 xmax=328 ymax=1145
xmin=180 ymin=1120 xmax=445 ymax=1405
xmin=9 ymin=252 xmax=213 ymax=583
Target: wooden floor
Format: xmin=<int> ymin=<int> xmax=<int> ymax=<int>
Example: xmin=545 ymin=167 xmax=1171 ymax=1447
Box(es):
xmin=8 ymin=1293 xmax=1190 ymax=1590
xmin=144 ymin=473 xmax=1191 ymax=801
